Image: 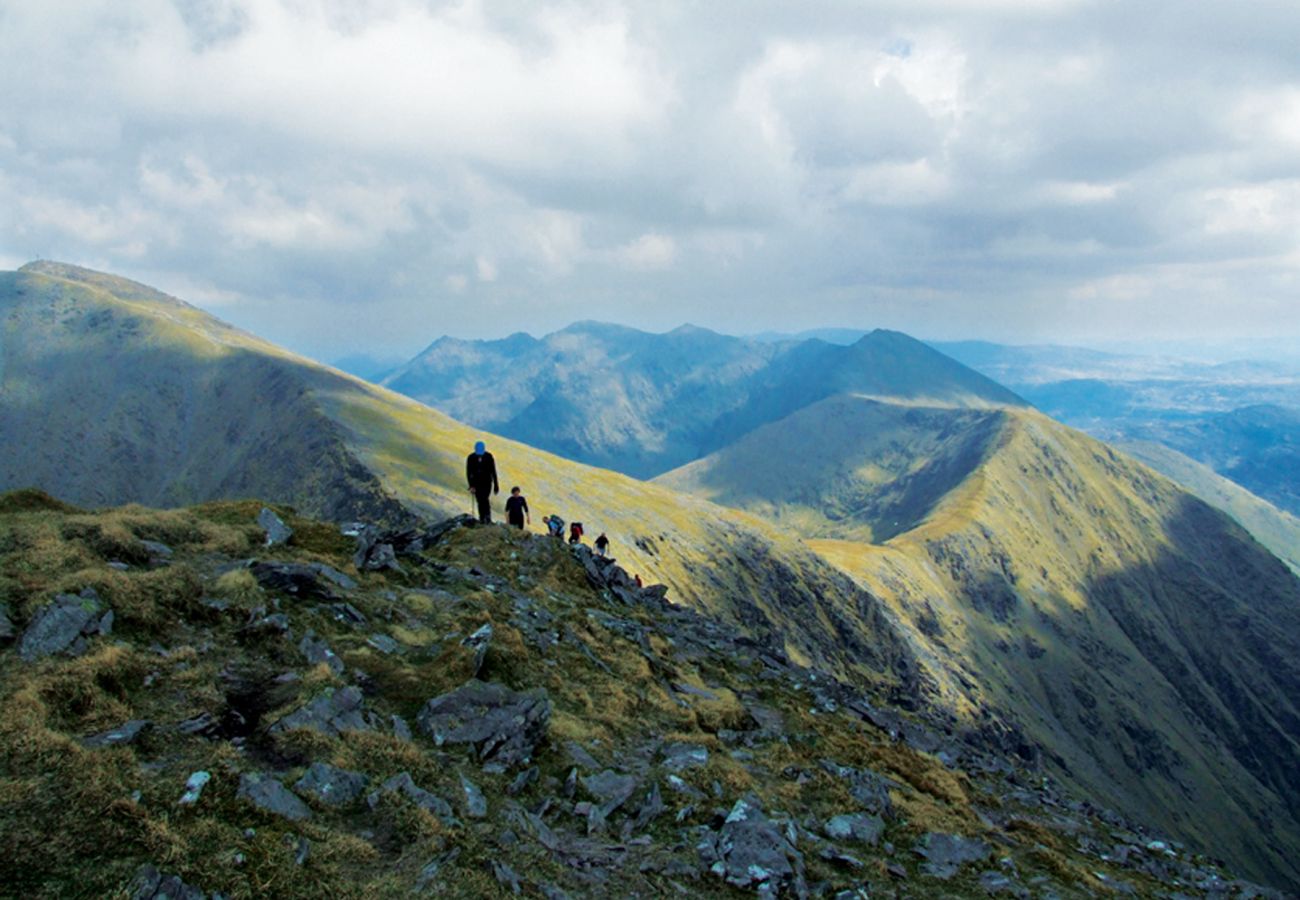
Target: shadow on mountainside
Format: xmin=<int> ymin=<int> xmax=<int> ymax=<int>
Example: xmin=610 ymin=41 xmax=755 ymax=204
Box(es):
xmin=1076 ymin=494 xmax=1300 ymax=889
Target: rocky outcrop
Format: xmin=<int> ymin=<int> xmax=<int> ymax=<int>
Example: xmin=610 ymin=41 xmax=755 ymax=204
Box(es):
xmin=18 ymin=589 xmax=108 ymax=662
xmin=416 ymin=680 xmax=551 ymax=772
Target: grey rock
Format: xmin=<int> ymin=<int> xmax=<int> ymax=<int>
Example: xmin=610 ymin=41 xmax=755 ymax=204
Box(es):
xmin=19 ymin=589 xmax=104 ymax=662
xmin=492 ymin=859 xmax=523 ymax=894
xmin=268 ymin=686 xmax=374 ymax=737
xmin=661 ymin=742 xmax=709 ymax=771
xmin=325 ymin=602 xmax=367 ymax=626
xmin=291 ymin=835 xmax=310 ymax=866
xmin=258 ymin=507 xmax=293 ymax=546
xmin=96 ymin=609 xmax=114 ymax=636
xmin=914 ymin=832 xmax=990 ymax=879
xmin=565 ymin=739 xmax=601 ymax=770
xmin=672 ymin=682 xmax=719 ymax=701
xmin=581 ymin=769 xmax=639 ymax=824
xmin=309 ymin=563 xmax=357 ymax=591
xmin=367 ymin=633 xmax=400 ymax=654
xmin=140 ymin=540 xmax=174 ymax=559
xmin=131 ymin=864 xmax=207 ymax=900
xmin=82 ymin=719 xmax=151 ymax=749
xmin=238 ymin=772 xmax=312 ymax=821
xmin=980 ymin=870 xmax=1029 ymax=896
xmin=461 ymin=774 xmax=488 ymax=818
xmin=508 ymin=766 xmax=539 ymax=796
xmin=825 ymin=813 xmax=885 ymax=846
xmin=369 ymin=772 xmax=458 ymax=825
xmin=107 ymin=561 xmax=130 ymax=572
xmin=177 ymin=771 xmax=211 ymax=806
xmin=416 ymin=680 xmax=551 ymax=770
xmin=250 ymin=561 xmax=338 ymax=601
xmin=298 ymin=631 xmax=344 ymax=675
xmin=391 ymin=714 xmax=412 ymax=742
xmin=293 ymin=762 xmax=368 ymax=807
xmin=633 ymin=780 xmax=665 ymax=831
xmin=461 ymin=623 xmax=493 ymax=677
xmin=415 ymin=848 xmax=462 ymax=890
xmin=699 ymin=795 xmax=805 ymax=895
xmin=359 ymin=541 xmax=401 ymax=573
xmin=820 ymin=759 xmax=894 ymax=818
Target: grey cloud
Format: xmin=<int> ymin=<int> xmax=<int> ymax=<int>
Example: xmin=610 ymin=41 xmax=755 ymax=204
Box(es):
xmin=1 ymin=0 xmax=1298 ymax=361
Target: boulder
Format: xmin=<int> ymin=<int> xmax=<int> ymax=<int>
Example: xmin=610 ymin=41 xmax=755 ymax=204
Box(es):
xmin=130 ymin=864 xmax=207 ymax=900
xmin=293 ymin=762 xmax=368 ymax=807
xmin=461 ymin=623 xmax=493 ymax=677
xmin=268 ymin=686 xmax=375 ymax=737
xmin=661 ymin=742 xmax=709 ymax=771
xmin=238 ymin=772 xmax=312 ymax=821
xmin=82 ymin=719 xmax=151 ymax=749
xmin=18 ymin=589 xmax=105 ymax=662
xmin=298 ymin=631 xmax=344 ymax=675
xmin=250 ymin=561 xmax=338 ymax=601
xmin=367 ymin=771 xmax=458 ymax=825
xmin=825 ymin=813 xmax=884 ymax=846
xmin=257 ymin=507 xmax=293 ymax=546
xmin=699 ymin=795 xmax=805 ymax=896
xmin=416 ymin=680 xmax=551 ymax=771
xmin=820 ymin=759 xmax=894 ymax=818
xmin=460 ymin=774 xmax=488 ymax=818
xmin=581 ymin=769 xmax=639 ymax=821
xmin=308 ymin=563 xmax=356 ymax=591
xmin=914 ymin=832 xmax=990 ymax=879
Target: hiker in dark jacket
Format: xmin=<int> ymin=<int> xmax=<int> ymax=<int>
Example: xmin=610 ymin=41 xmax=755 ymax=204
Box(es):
xmin=466 ymin=441 xmax=499 ymax=523
xmin=505 ymin=486 xmax=530 ymax=529
xmin=594 ymin=532 xmax=610 ymax=557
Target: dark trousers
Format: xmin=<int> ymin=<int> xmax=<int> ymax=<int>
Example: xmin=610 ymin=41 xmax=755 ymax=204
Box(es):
xmin=475 ymin=490 xmax=492 ymax=523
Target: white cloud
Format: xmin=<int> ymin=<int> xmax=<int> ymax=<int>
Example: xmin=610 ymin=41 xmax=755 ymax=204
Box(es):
xmin=1 ymin=0 xmax=1299 ymax=357
xmin=614 ymin=232 xmax=676 ymax=270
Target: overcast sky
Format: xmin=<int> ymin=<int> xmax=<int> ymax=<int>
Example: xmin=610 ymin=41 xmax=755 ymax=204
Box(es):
xmin=2 ymin=0 xmax=1299 ymax=362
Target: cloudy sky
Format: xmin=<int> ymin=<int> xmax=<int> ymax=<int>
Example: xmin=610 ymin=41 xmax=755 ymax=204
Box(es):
xmin=2 ymin=0 xmax=1299 ymax=363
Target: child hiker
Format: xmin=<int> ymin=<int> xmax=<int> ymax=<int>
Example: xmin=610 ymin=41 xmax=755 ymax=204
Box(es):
xmin=505 ymin=486 xmax=530 ymax=530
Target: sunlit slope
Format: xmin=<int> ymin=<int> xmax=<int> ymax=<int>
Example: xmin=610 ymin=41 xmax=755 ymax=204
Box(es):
xmin=810 ymin=411 xmax=1300 ymax=888
xmin=0 ymin=262 xmax=916 ymax=689
xmin=657 ymin=395 xmax=1008 ymax=542
xmin=1117 ymin=439 xmax=1300 ymax=575
xmin=0 ymin=263 xmax=408 ymax=524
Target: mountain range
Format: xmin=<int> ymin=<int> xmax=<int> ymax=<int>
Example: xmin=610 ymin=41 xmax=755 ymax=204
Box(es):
xmin=380 ymin=323 xmax=1024 ymax=479
xmin=4 ymin=261 xmax=1300 ymax=891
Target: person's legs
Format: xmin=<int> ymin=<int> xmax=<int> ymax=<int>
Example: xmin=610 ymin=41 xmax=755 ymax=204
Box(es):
xmin=476 ymin=490 xmax=492 ymax=523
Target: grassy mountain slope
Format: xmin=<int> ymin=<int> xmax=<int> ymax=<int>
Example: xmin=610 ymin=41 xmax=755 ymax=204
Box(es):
xmin=381 ymin=323 xmax=1025 ymax=478
xmin=4 ymin=493 xmax=1272 ymax=898
xmin=0 ymin=262 xmax=915 ymax=692
xmin=1116 ymin=439 xmax=1300 ymax=575
xmin=664 ymin=399 xmax=1300 ymax=889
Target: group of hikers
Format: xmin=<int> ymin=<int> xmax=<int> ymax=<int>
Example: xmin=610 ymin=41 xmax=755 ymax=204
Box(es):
xmin=466 ymin=440 xmax=613 ymax=558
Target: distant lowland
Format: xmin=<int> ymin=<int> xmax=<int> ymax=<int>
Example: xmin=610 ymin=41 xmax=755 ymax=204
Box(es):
xmin=5 ymin=261 xmax=1300 ymax=894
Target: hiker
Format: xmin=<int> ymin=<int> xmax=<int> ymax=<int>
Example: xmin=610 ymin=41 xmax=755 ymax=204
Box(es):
xmin=568 ymin=522 xmax=584 ymax=545
xmin=505 ymin=486 xmax=530 ymax=530
xmin=466 ymin=440 xmax=499 ymax=524
xmin=594 ymin=532 xmax=610 ymax=557
xmin=544 ymin=515 xmax=565 ymax=539
xmin=634 ymin=573 xmax=643 ymax=588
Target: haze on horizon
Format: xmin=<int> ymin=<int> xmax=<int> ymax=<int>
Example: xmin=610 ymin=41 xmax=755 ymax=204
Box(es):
xmin=2 ymin=0 xmax=1299 ymax=362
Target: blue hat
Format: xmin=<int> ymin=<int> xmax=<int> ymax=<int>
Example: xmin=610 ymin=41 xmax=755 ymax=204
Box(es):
xmin=474 ymin=441 xmax=486 ymax=454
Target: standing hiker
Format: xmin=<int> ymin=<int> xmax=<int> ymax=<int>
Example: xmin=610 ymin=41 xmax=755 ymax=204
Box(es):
xmin=568 ymin=521 xmax=584 ymax=545
xmin=594 ymin=532 xmax=610 ymax=558
xmin=505 ymin=486 xmax=530 ymax=530
xmin=466 ymin=440 xmax=499 ymax=524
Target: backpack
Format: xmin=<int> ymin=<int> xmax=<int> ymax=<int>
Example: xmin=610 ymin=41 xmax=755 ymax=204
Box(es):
xmin=569 ymin=522 xmax=584 ymax=542
xmin=548 ymin=516 xmax=564 ymax=535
